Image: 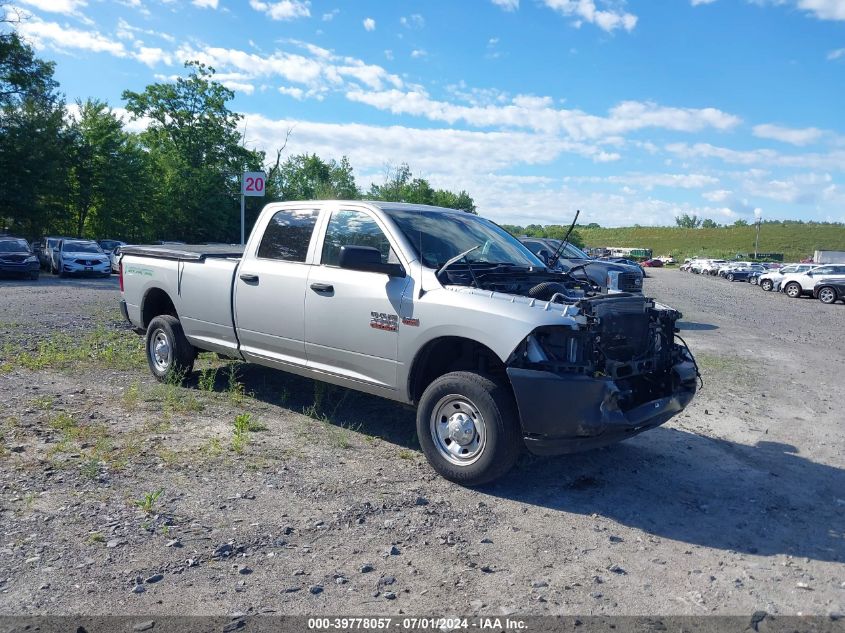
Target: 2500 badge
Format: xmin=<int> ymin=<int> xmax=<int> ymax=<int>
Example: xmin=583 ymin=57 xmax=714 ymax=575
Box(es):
xmin=370 ymin=312 xmax=398 ymax=331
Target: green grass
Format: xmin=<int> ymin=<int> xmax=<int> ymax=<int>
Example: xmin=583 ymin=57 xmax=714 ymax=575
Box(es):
xmin=0 ymin=326 xmax=144 ymax=372
xmin=134 ymin=489 xmax=163 ymax=514
xmin=577 ymin=222 xmax=845 ymax=262
xmin=231 ymin=412 xmax=252 ymax=453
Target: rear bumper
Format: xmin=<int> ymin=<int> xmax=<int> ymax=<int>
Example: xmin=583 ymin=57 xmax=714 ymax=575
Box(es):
xmin=508 ymin=359 xmax=698 ymax=455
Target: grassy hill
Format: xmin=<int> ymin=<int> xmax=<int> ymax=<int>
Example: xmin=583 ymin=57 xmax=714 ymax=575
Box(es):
xmin=577 ymin=223 xmax=845 ymax=262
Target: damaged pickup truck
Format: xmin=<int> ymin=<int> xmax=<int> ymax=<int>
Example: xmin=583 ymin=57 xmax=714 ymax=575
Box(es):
xmin=119 ymin=201 xmax=698 ymax=485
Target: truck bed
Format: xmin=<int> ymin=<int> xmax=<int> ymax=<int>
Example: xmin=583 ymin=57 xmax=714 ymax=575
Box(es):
xmin=120 ymin=244 xmax=244 ymax=261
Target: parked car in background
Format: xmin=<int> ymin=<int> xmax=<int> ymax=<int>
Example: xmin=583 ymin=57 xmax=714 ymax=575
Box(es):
xmin=0 ymin=237 xmax=40 ymax=280
xmin=519 ymin=237 xmax=644 ymax=294
xmin=758 ymin=264 xmax=817 ymax=292
xmin=700 ymin=259 xmax=727 ymax=275
xmin=656 ymin=255 xmax=676 ymax=265
xmin=813 ymin=278 xmax=845 ymax=305
xmin=110 ymin=245 xmax=126 ymax=273
xmin=642 ymin=258 xmax=664 ymax=268
xmin=40 ymin=236 xmax=69 ymax=272
xmin=723 ymin=265 xmax=764 ymax=282
xmin=98 ymin=239 xmax=126 ymax=257
xmin=54 ymin=239 xmax=111 ymax=278
xmin=781 ymin=264 xmax=845 ymax=298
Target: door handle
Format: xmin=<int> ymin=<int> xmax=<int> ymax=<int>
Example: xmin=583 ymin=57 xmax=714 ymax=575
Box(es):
xmin=239 ymin=273 xmax=259 ymax=283
xmin=310 ymin=283 xmax=334 ymax=293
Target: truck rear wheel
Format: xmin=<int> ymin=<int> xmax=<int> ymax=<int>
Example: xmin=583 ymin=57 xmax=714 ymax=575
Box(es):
xmin=417 ymin=371 xmax=522 ymax=486
xmin=145 ymin=315 xmax=195 ymax=383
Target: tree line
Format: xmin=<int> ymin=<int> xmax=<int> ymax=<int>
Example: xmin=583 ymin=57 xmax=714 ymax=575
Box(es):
xmin=0 ymin=25 xmax=476 ymax=244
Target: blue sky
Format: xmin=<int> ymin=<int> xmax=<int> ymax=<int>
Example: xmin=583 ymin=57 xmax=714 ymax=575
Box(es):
xmin=10 ymin=0 xmax=845 ymax=226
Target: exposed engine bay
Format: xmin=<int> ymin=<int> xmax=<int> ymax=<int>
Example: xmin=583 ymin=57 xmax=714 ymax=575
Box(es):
xmin=438 ymin=263 xmax=599 ymax=302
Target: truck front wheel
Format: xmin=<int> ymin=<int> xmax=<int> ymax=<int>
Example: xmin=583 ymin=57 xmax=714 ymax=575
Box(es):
xmin=145 ymin=315 xmax=195 ymax=383
xmin=417 ymin=371 xmax=522 ymax=486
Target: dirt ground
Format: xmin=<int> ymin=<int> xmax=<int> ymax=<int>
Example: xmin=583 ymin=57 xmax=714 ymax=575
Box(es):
xmin=0 ymin=269 xmax=843 ymax=616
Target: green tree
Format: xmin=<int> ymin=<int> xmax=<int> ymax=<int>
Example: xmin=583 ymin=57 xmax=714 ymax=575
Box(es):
xmin=270 ymin=153 xmax=360 ymax=201
xmin=701 ymin=218 xmax=719 ymax=229
xmin=67 ymin=99 xmax=155 ymax=239
xmin=122 ymin=61 xmax=264 ymax=242
xmin=733 ymin=218 xmax=749 ymax=227
xmin=0 ymin=31 xmax=72 ymax=238
xmin=675 ymin=213 xmax=703 ymax=229
xmin=367 ymin=163 xmax=476 ymax=213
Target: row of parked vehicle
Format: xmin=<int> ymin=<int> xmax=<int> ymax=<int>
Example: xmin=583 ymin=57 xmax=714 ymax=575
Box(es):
xmin=680 ymin=257 xmax=845 ymax=304
xmin=0 ymin=235 xmax=126 ymax=280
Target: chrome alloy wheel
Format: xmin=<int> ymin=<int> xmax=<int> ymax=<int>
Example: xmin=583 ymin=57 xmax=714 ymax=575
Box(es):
xmin=819 ymin=287 xmax=836 ymax=304
xmin=430 ymin=394 xmax=487 ymax=466
xmin=150 ymin=329 xmax=172 ymax=373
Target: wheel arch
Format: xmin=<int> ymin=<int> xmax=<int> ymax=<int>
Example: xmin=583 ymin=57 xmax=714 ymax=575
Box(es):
xmin=407 ymin=336 xmax=509 ymax=404
xmin=140 ymin=287 xmax=179 ymax=329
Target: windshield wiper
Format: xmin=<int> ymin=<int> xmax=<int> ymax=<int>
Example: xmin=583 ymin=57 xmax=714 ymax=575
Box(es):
xmin=437 ymin=245 xmax=481 ymax=287
xmin=548 ymin=209 xmax=580 ymax=268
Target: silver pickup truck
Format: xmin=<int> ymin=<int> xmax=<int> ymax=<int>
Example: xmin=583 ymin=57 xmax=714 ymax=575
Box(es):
xmin=119 ymin=201 xmax=698 ymax=485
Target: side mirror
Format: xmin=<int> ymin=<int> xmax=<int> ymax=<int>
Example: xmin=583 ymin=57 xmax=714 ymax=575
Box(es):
xmin=807 ymin=271 xmax=814 ymax=276
xmin=338 ymin=245 xmax=405 ymax=277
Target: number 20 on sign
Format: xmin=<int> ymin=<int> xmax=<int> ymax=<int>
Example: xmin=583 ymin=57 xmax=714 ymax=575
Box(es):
xmin=242 ymin=171 xmax=266 ymax=196
xmin=240 ymin=171 xmax=266 ymax=245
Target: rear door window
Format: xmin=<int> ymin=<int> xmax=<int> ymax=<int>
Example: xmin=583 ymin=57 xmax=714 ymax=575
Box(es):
xmin=257 ymin=209 xmax=321 ymax=262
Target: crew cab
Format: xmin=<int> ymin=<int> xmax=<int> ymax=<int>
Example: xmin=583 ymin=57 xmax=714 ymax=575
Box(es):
xmin=119 ymin=201 xmax=698 ymax=485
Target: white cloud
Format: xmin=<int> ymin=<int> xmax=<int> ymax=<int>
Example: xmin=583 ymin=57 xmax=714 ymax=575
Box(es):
xmin=175 ymin=42 xmax=403 ymax=92
xmin=346 ymin=88 xmax=741 ymax=140
xmin=18 ymin=0 xmax=87 ymax=15
xmin=17 ymin=16 xmax=127 ymax=57
xmin=752 ymin=123 xmax=824 ymax=146
xmin=690 ymin=0 xmax=718 ymax=5
xmin=192 ymin=0 xmax=218 ymax=8
xmin=363 ymin=17 xmax=376 ymax=31
xmin=491 ymin=0 xmax=519 ymax=10
xmin=568 ymin=173 xmax=720 ymax=190
xmin=400 ymin=14 xmax=425 ymax=28
xmin=666 ymin=142 xmax=845 ymax=172
xmin=706 ymin=0 xmax=845 ymax=21
xmin=797 ymin=0 xmax=845 ymax=20
xmin=410 ymin=49 xmax=427 ymax=59
xmin=249 ymin=0 xmax=311 ymax=21
xmin=541 ymin=0 xmax=638 ymax=32
xmin=322 ymin=9 xmax=339 ymax=21
xmin=703 ymin=189 xmax=733 ymax=202
xmin=134 ymin=46 xmax=172 ymax=66
xmin=827 ymin=47 xmax=845 ymax=59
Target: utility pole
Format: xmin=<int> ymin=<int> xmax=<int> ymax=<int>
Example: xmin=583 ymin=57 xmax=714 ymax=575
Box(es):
xmin=753 ymin=208 xmax=763 ymax=259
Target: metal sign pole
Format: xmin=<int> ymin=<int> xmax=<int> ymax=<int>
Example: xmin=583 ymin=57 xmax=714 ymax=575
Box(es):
xmin=240 ymin=193 xmax=245 ymax=246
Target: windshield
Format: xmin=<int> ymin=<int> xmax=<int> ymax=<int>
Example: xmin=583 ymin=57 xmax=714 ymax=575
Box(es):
xmin=63 ymin=241 xmax=102 ymax=253
xmin=385 ymin=209 xmax=544 ymax=270
xmin=0 ymin=239 xmax=30 ymax=253
xmin=99 ymin=240 xmax=121 ymax=250
xmin=540 ymin=239 xmax=590 ymax=259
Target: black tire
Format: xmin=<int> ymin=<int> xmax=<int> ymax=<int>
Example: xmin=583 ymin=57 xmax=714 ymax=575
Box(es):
xmin=784 ymin=282 xmax=802 ymax=298
xmin=761 ymin=279 xmax=773 ymax=291
xmin=727 ymin=273 xmax=735 ymax=282
xmin=416 ymin=371 xmax=522 ymax=486
xmin=145 ymin=315 xmax=195 ymax=383
xmin=29 ymin=271 xmax=39 ymax=281
xmin=817 ymin=286 xmax=837 ymax=305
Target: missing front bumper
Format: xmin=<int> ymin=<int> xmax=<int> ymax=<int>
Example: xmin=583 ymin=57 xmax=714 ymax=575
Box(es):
xmin=507 ymin=359 xmax=698 ymax=456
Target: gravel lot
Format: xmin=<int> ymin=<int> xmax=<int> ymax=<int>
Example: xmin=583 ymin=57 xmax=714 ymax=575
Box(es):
xmin=0 ymin=269 xmax=843 ymax=616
